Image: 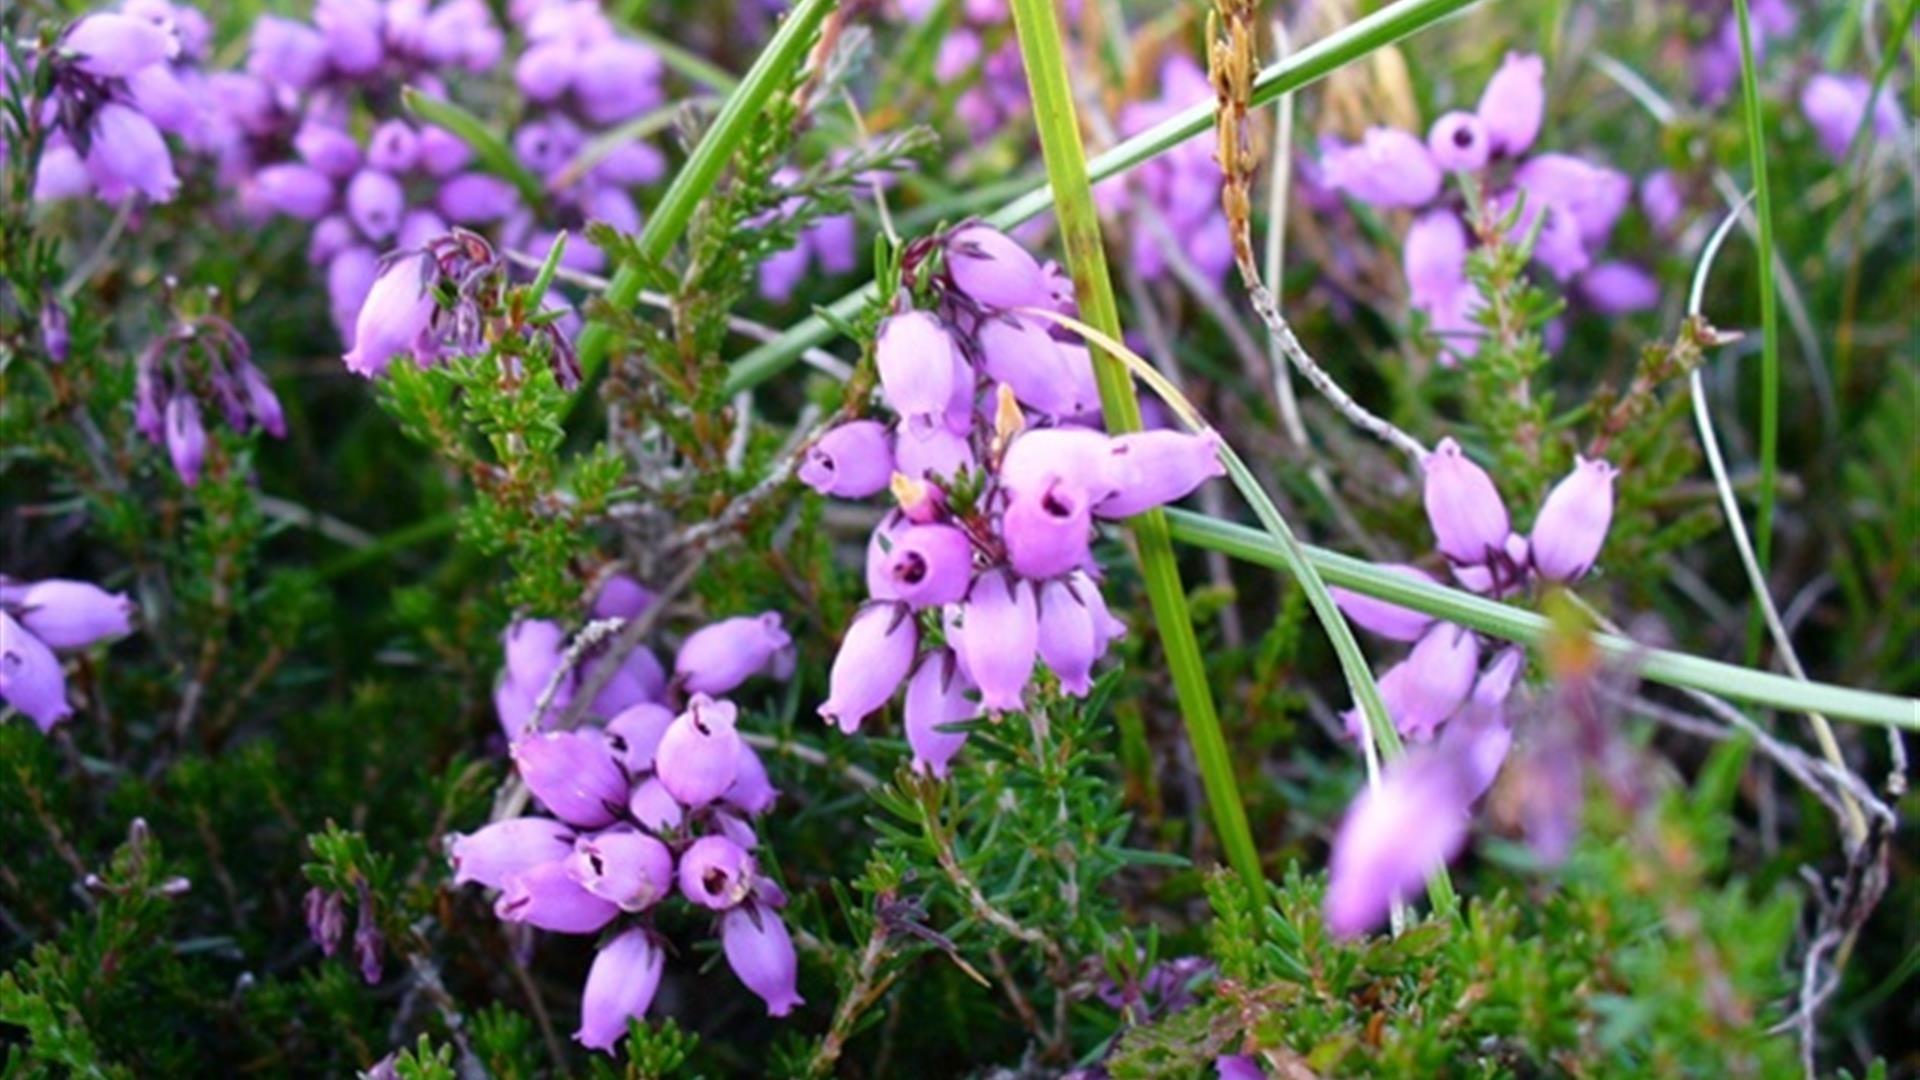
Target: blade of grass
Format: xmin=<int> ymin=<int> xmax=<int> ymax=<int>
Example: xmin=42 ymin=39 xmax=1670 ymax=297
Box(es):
xmin=724 ymin=0 xmax=1480 ymax=395
xmin=1163 ymin=511 xmax=1918 ymax=731
xmin=1006 ymin=0 xmax=1263 ymax=893
xmin=576 ymin=0 xmax=839 ymax=377
xmin=402 ymin=89 xmax=546 ymax=207
xmin=1728 ymin=0 xmax=1780 ymax=664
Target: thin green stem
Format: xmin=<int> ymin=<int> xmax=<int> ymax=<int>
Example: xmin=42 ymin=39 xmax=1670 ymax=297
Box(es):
xmin=1165 ymin=511 xmax=1919 ymax=731
xmin=1007 ymin=0 xmax=1263 ymax=893
xmin=1729 ymin=0 xmax=1780 ymax=664
xmin=723 ymin=0 xmax=1479 ymax=395
xmin=576 ymin=0 xmax=838 ymax=377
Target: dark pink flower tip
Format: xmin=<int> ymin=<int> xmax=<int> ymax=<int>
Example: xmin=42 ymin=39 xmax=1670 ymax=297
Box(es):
xmin=566 ymin=828 xmax=674 ymax=912
xmin=884 ymin=524 xmax=976 ymax=608
xmin=722 ymin=905 xmax=805 ymax=1017
xmin=494 ymin=859 xmax=619 ymax=934
xmin=957 ymin=571 xmax=1038 ymax=712
xmin=511 ymin=730 xmax=627 ymax=828
xmin=654 ymin=695 xmax=743 ymax=808
xmin=1421 ymin=437 xmax=1510 ymax=566
xmin=1426 ymin=111 xmax=1491 ymax=173
xmin=1475 ymin=52 xmax=1546 ymax=157
xmin=606 ymin=702 xmax=675 ymax=773
xmin=675 ymin=613 xmax=792 ymax=696
xmin=945 ymin=223 xmax=1052 ymax=311
xmin=63 ymin=12 xmax=175 ymax=78
xmin=1003 ymin=478 xmax=1095 ymax=580
xmin=1324 ymin=754 xmax=1473 ymax=939
xmin=1329 ymin=564 xmax=1438 ymax=643
xmin=876 ymin=311 xmax=961 ymax=423
xmin=448 ymin=817 xmax=575 ymax=890
xmin=904 ymin=650 xmax=976 ymax=778
xmin=1 ymin=612 xmax=72 ymax=732
xmin=799 ymin=421 xmax=895 ymax=498
xmin=677 ymin=834 xmax=756 ymax=911
xmin=1099 ymin=430 xmax=1225 ymax=518
xmin=575 ymin=928 xmax=664 ymax=1053
xmin=819 ymin=602 xmax=917 ymax=734
xmin=1528 ymin=456 xmax=1617 ymax=582
xmin=7 ymin=580 xmax=134 ymax=649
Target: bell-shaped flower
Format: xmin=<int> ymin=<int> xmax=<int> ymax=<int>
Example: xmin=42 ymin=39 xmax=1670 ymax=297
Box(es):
xmin=1329 ymin=564 xmax=1439 ymax=642
xmin=1 ymin=613 xmax=71 ymax=732
xmin=1323 ymin=751 xmax=1473 ymax=938
xmin=978 ymin=316 xmax=1083 ymax=417
xmin=866 ymin=513 xmax=908 ymax=601
xmin=1004 ymin=478 xmax=1094 ymax=580
xmin=1475 ymin=52 xmax=1545 ymax=156
xmin=1513 ymin=155 xmax=1631 ymax=248
xmin=1440 ymin=647 xmax=1524 ymax=802
xmin=1422 ymin=437 xmax=1510 ymax=566
xmin=1036 ymin=579 xmax=1104 ymax=696
xmin=573 ymin=39 xmax=664 ymax=125
xmin=87 ymin=104 xmax=179 ymax=203
xmin=1000 ymin=427 xmax=1119 ymax=505
xmin=799 ymin=421 xmax=895 ymax=498
xmin=343 ymin=250 xmax=437 ymax=377
xmin=904 ymin=650 xmax=976 ymax=777
xmin=676 ymin=834 xmax=756 ymax=911
xmin=295 ymin=122 xmax=362 ymax=179
xmin=448 ymin=817 xmax=575 ymax=889
xmin=438 ymin=173 xmax=519 ymax=224
xmin=1801 ymin=72 xmax=1904 ymax=162
xmin=819 ymin=602 xmax=917 ymax=733
xmin=6 ymin=580 xmax=134 ymax=649
xmin=725 ymin=742 xmax=777 ymax=815
xmin=654 ymin=695 xmax=743 ymax=807
xmin=495 ymin=860 xmax=619 ymax=933
xmin=1322 ymin=128 xmax=1441 ymax=209
xmin=1099 ymin=430 xmax=1224 ymax=518
xmin=248 ymin=15 xmax=328 ymax=90
xmin=946 ymin=223 xmax=1053 ymax=310
xmin=957 ymin=570 xmax=1038 ymax=712
xmin=626 ymin=777 xmax=684 ymax=834
xmin=675 ymin=613 xmax=792 ymax=696
xmin=876 ymin=312 xmax=960 ymax=425
xmin=1393 ymin=622 xmax=1481 ymax=740
xmin=255 ymin=164 xmax=337 ymax=220
xmin=365 ymin=121 xmax=420 ymax=174
xmin=592 ymin=575 xmax=654 ymax=620
xmin=606 ymin=702 xmax=674 ymax=773
xmin=882 ymin=524 xmax=975 ymax=607
xmin=587 ymin=645 xmax=666 ymax=718
xmin=1426 ymin=111 xmax=1491 ymax=172
xmin=722 ymin=905 xmax=805 ymax=1017
xmin=567 ymin=828 xmax=674 ymax=912
xmin=893 ymin=425 xmax=975 ymax=483
xmin=1577 ymin=262 xmax=1658 ymax=315
xmin=575 ymin=929 xmax=664 ymax=1052
xmin=315 ymin=0 xmax=385 ymax=76
xmin=1529 ymin=456 xmax=1617 ymax=582
xmin=63 ymin=13 xmax=175 ymax=78
xmin=164 ymin=395 xmax=206 ymax=485
xmin=346 ymin=170 xmax=404 ymax=243
xmin=511 ymin=731 xmax=627 ymax=828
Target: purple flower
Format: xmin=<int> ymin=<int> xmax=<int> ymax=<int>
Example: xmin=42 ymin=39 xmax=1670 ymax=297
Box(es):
xmin=1003 ymin=478 xmax=1095 ymax=579
xmin=592 ymin=575 xmax=655 ymax=620
xmin=164 ymin=395 xmax=206 ymax=485
xmin=1322 ymin=128 xmax=1441 ymax=209
xmin=677 ymin=834 xmax=756 ymax=910
xmin=1386 ymin=622 xmax=1480 ymax=741
xmin=1422 ymin=437 xmax=1510 ymax=566
xmin=1324 ymin=751 xmax=1473 ymax=938
xmin=365 ymin=120 xmax=420 ymax=173
xmin=1001 ymin=427 xmax=1122 ymax=508
xmin=33 ymin=143 xmax=92 ymax=202
xmin=315 ymin=0 xmax=385 ymax=76
xmin=87 ymin=104 xmax=179 ymax=203
xmin=674 ymin=613 xmax=792 ymax=696
xmin=1035 ymin=578 xmax=1106 ymax=697
xmin=819 ymin=602 xmax=917 ymax=733
xmin=877 ymin=312 xmax=961 ymax=425
xmin=904 ymin=650 xmax=975 ymax=777
xmin=654 ymin=695 xmax=743 ymax=808
xmin=1475 ymin=52 xmax=1545 ymax=156
xmin=1216 ymin=1056 xmax=1265 ymax=1080
xmin=978 ymin=315 xmax=1092 ymax=420
xmin=722 ymin=905 xmax=805 ymax=1017
xmin=575 ymin=929 xmax=664 ymax=1052
xmin=1801 ymin=72 xmax=1905 ymax=161
xmin=63 ymin=13 xmax=175 ymax=78
xmin=495 ymin=860 xmax=620 ymax=933
xmin=255 ymin=163 xmax=337 ymax=220
xmin=627 ymin=777 xmax=684 ymax=834
xmin=1330 ymin=564 xmax=1438 ymax=642
xmin=573 ymin=39 xmax=664 ymax=125
xmin=1426 ymin=110 xmax=1490 ymax=173
xmin=346 ymin=170 xmax=405 ymax=242
xmin=606 ymin=702 xmax=674 ymax=773
xmin=946 ymin=223 xmax=1053 ymax=310
xmin=800 ymin=421 xmax=895 ymax=498
xmin=1 ymin=612 xmax=72 ymax=731
xmin=725 ymin=741 xmax=778 ymax=815
xmin=1640 ymin=170 xmax=1684 ymax=234
xmin=1100 ymin=430 xmax=1225 ymax=518
xmin=1577 ymin=262 xmax=1659 ymax=315
xmin=1528 ymin=455 xmax=1617 ymax=582
xmin=1512 ymin=155 xmax=1631 ymax=248
xmin=4 ymin=580 xmax=134 ymax=649
xmin=448 ymin=817 xmax=575 ymax=889
xmin=882 ymin=524 xmax=976 ymax=607
xmin=343 ymin=250 xmax=436 ymax=376
xmin=956 ymin=570 xmax=1038 ymax=712
xmin=893 ymin=426 xmax=975 ymax=483
xmin=567 ymin=828 xmax=674 ymax=911
xmin=248 ymin=16 xmax=328 ymax=90
xmin=511 ymin=731 xmax=627 ymax=828
xmin=438 ymin=173 xmax=520 ymax=224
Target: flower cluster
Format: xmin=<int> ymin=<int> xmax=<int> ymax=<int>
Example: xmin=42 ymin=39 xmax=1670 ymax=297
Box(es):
xmin=0 ymin=578 xmax=136 ymax=732
xmin=29 ymin=2 xmax=216 ymax=204
xmin=1320 ymin=53 xmax=1656 ymax=358
xmin=756 ymin=166 xmax=859 ymax=304
xmin=902 ymin=0 xmax=1029 ymax=141
xmin=455 ymin=587 xmax=800 ymax=1050
xmin=134 ymin=309 xmax=284 ymax=485
xmin=1799 ymin=71 xmax=1905 ymax=162
xmin=1095 ymin=53 xmax=1234 ymax=285
xmin=802 ymin=224 xmax=1226 ymax=774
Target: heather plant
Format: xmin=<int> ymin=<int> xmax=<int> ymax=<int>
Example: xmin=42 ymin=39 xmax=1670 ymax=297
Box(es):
xmin=2 ymin=0 xmax=1916 ymax=1076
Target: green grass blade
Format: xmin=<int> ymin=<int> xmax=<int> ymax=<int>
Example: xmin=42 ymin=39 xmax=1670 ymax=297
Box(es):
xmin=723 ymin=0 xmax=1479 ymax=395
xmin=1007 ymin=0 xmax=1263 ymax=893
xmin=576 ymin=0 xmax=838 ymax=376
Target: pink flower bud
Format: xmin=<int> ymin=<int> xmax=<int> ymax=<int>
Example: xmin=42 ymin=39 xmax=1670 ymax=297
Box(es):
xmin=1324 ymin=753 xmax=1471 ymax=938
xmin=1394 ymin=622 xmax=1481 ymax=740
xmin=438 ymin=173 xmax=519 ymax=224
xmin=1099 ymin=430 xmax=1224 ymax=518
xmin=1 ymin=612 xmax=72 ymax=732
xmin=1426 ymin=111 xmax=1490 ymax=172
xmin=1640 ymin=171 xmax=1683 ymax=234
xmin=956 ymin=571 xmax=1038 ymax=712
xmin=296 ymin=122 xmax=362 ymax=179
xmin=366 ymin=121 xmax=420 ymax=174
xmin=448 ymin=817 xmax=574 ymax=889
xmin=34 ymin=143 xmax=91 ymax=202
xmin=575 ymin=928 xmax=664 ymax=1052
xmin=346 ymin=170 xmax=404 ymax=243
xmin=1323 ymin=128 xmax=1441 ymax=209
xmin=592 ymin=575 xmax=654 ymax=620
xmin=1003 ymin=477 xmax=1094 ymax=580
xmin=1404 ymin=209 xmax=1471 ymax=314
xmin=344 ymin=251 xmax=436 ymax=377
xmin=315 ymin=0 xmax=384 ymax=76
xmin=567 ymin=828 xmax=673 ymax=911
xmin=627 ymin=777 xmax=683 ymax=834
xmin=63 ymin=13 xmax=174 ymax=78
xmin=124 ymin=66 xmax=195 ymax=136
xmin=606 ymin=702 xmax=674 ymax=773
xmin=164 ymin=395 xmax=206 ymax=485
xmin=677 ymin=835 xmax=756 ymax=910
xmin=495 ymin=860 xmax=619 ymax=933
xmin=255 ymin=164 xmax=337 ymax=220
xmin=8 ymin=580 xmax=134 ymax=649
xmin=654 ymin=695 xmax=743 ymax=807
xmin=512 ymin=731 xmax=627 ymax=828
xmin=1422 ymin=437 xmax=1510 ymax=566
xmin=722 ymin=905 xmax=805 ymax=1017
xmin=1529 ymin=456 xmax=1617 ymax=582
xmin=877 ymin=312 xmax=961 ymax=424
xmin=573 ymin=39 xmax=664 ymax=125
xmin=904 ymin=650 xmax=975 ymax=777
xmin=418 ymin=126 xmax=472 ymax=176
xmin=587 ymin=646 xmax=667 ymax=719
xmin=819 ymin=603 xmax=917 ymax=734
xmin=248 ymin=16 xmax=327 ymax=90
xmin=1329 ymin=564 xmax=1438 ymax=642
xmin=516 ymin=41 xmax=575 ymax=101
xmin=946 ymin=223 xmax=1052 ymax=310
xmin=675 ymin=613 xmax=792 ymax=696
xmin=1036 ymin=579 xmax=1103 ymax=697
xmin=239 ymin=364 xmax=287 ymax=438
xmin=881 ymin=524 xmax=975 ymax=607
xmin=725 ymin=742 xmax=777 ymax=815
xmin=799 ymin=421 xmax=895 ymax=498
xmin=1476 ymin=52 xmax=1545 ymax=156
xmin=1577 ymin=262 xmax=1658 ymax=316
